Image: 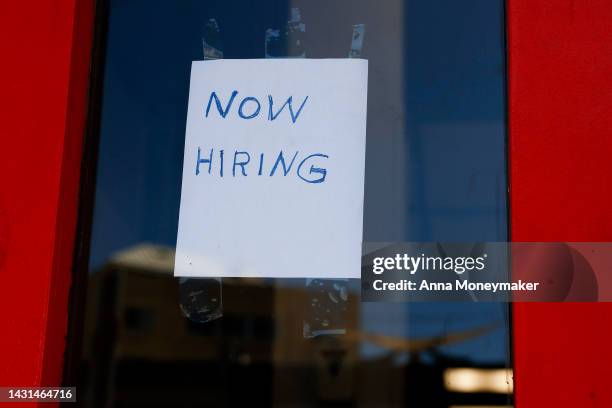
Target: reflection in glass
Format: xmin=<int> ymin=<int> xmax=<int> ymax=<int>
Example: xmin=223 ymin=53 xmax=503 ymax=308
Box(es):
xmin=79 ymin=0 xmax=511 ymax=406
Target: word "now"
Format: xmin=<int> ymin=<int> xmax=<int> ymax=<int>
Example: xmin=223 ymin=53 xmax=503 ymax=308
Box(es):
xmin=205 ymin=91 xmax=309 ymax=123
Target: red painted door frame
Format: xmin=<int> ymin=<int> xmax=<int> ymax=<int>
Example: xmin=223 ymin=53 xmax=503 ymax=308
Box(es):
xmin=508 ymin=0 xmax=612 ymax=407
xmin=1 ymin=1 xmax=611 ymax=407
xmin=0 ymin=0 xmax=95 ymax=397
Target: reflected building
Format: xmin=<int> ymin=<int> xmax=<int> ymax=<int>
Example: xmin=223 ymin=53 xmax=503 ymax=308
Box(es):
xmin=79 ymin=245 xmax=512 ymax=408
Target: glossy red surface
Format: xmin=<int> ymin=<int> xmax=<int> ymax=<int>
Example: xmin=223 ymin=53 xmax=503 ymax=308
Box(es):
xmin=0 ymin=0 xmax=94 ymax=401
xmin=509 ymin=0 xmax=612 ymax=406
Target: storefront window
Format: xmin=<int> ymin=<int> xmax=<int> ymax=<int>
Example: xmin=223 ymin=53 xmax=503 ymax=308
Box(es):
xmin=75 ymin=0 xmax=511 ymax=406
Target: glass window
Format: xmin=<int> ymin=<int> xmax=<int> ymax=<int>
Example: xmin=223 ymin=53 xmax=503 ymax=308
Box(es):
xmin=74 ymin=0 xmax=512 ymax=407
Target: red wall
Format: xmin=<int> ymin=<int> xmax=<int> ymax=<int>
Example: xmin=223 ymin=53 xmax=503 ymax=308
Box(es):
xmin=508 ymin=0 xmax=612 ymax=406
xmin=0 ymin=0 xmax=94 ymax=397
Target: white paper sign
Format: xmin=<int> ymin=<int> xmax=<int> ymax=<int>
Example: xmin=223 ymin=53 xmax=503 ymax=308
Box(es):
xmin=174 ymin=59 xmax=368 ymax=278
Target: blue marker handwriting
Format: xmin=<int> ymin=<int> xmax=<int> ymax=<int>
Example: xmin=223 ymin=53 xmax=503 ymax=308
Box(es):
xmin=195 ymin=148 xmax=328 ymax=184
xmin=205 ymin=91 xmax=308 ymax=123
xmin=197 ymin=91 xmax=326 ymax=183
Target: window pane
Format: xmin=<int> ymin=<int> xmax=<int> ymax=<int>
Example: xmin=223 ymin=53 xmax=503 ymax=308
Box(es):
xmin=77 ymin=1 xmax=511 ymax=407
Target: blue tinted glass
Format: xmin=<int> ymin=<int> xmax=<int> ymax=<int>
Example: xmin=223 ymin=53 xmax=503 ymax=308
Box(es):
xmin=82 ymin=0 xmax=511 ymax=406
